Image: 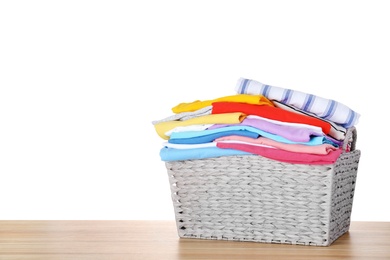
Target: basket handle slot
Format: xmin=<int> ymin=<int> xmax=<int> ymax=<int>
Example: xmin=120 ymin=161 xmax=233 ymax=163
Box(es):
xmin=342 ymin=126 xmax=357 ymax=152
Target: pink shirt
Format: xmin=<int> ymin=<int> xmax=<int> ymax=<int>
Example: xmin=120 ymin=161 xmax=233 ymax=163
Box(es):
xmin=216 ymin=142 xmax=343 ymax=165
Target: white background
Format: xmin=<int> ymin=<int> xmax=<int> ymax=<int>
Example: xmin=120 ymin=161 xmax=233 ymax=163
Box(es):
xmin=0 ymin=1 xmax=388 ymax=221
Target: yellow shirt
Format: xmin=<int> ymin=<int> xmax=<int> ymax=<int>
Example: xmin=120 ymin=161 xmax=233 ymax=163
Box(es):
xmin=171 ymin=94 xmax=274 ymax=113
xmin=154 ymin=112 xmax=246 ymax=140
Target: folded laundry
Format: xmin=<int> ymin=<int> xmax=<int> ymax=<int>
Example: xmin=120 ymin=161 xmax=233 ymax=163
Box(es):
xmin=208 ymin=117 xmax=324 ymax=143
xmin=153 ymin=112 xmax=246 ymax=139
xmin=169 ymin=125 xmax=339 ymax=147
xmin=215 ymin=135 xmax=338 ymax=155
xmin=216 ymin=142 xmax=343 ymax=165
xmin=162 ymin=141 xmax=217 ymax=149
xmin=211 ymin=101 xmax=332 ymax=135
xmin=165 ymin=124 xmax=213 ymax=137
xmin=171 ymin=93 xmax=274 ymax=113
xmin=272 ymin=100 xmax=347 ymax=141
xmin=159 ymin=146 xmax=252 ymax=161
xmin=235 ymin=77 xmax=360 ymax=128
xmin=152 ymin=106 xmax=212 ymax=125
xmin=153 ymin=77 xmax=359 ymax=164
xmin=168 ymin=129 xmax=260 ymax=144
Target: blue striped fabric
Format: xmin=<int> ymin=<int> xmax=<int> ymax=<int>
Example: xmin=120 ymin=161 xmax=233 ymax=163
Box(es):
xmin=235 ymin=77 xmax=360 ymax=128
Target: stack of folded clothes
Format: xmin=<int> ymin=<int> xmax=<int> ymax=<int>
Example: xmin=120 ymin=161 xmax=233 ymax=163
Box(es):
xmin=152 ymin=77 xmax=360 ymax=165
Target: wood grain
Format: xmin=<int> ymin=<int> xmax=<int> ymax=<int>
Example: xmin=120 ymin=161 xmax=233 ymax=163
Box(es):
xmin=0 ymin=221 xmax=389 ymax=259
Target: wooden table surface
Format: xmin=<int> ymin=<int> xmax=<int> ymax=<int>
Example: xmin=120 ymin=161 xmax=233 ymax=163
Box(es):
xmin=0 ymin=220 xmax=389 ymax=259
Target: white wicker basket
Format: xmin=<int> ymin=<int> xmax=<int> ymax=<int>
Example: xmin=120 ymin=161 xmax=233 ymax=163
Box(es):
xmin=165 ymin=127 xmax=360 ymax=246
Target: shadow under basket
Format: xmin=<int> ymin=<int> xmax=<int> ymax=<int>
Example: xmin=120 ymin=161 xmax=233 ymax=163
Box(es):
xmin=164 ymin=127 xmax=361 ymax=246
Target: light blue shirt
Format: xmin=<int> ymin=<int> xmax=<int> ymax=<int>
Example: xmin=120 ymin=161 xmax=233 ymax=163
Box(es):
xmin=169 ymin=125 xmax=338 ymax=146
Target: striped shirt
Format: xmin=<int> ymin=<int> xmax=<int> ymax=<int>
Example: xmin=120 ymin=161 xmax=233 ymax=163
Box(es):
xmin=235 ymin=77 xmax=360 ymax=128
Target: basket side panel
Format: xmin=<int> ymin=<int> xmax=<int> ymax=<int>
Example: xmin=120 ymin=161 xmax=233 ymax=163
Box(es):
xmin=328 ymin=150 xmax=361 ymax=245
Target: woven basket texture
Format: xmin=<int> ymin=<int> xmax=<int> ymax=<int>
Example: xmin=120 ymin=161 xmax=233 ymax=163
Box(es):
xmin=165 ymin=127 xmax=361 ymax=246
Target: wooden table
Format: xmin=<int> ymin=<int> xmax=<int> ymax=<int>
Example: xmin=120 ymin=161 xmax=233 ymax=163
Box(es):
xmin=0 ymin=221 xmax=389 ymax=259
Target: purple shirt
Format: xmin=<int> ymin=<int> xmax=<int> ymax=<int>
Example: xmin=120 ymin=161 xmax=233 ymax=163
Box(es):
xmin=208 ymin=117 xmax=323 ymax=142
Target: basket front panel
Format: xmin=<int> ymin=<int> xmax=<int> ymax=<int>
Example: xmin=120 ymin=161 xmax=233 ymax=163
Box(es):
xmin=166 ymin=155 xmax=336 ymax=246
